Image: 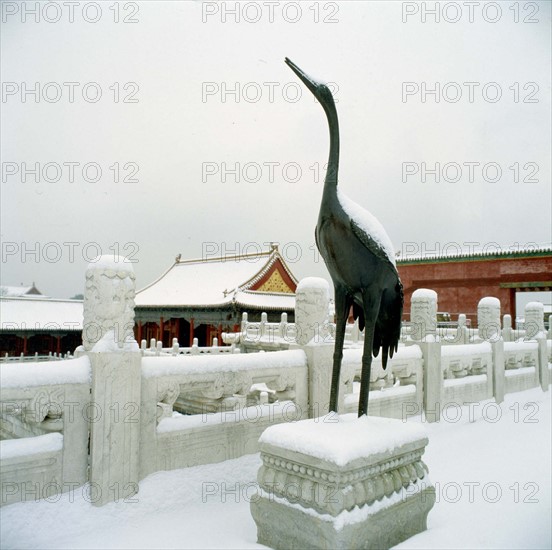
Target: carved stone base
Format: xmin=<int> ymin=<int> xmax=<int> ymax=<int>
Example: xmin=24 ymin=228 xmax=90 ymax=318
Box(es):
xmin=250 ymin=414 xmax=435 ymax=550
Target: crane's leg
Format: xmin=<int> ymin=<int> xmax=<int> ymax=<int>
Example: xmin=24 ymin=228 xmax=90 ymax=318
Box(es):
xmin=329 ymin=287 xmax=350 ymax=413
xmin=358 ymin=292 xmax=380 ymax=417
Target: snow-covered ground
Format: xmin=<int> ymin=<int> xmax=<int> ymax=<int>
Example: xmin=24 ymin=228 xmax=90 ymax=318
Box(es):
xmin=1 ymin=386 xmax=550 ymax=550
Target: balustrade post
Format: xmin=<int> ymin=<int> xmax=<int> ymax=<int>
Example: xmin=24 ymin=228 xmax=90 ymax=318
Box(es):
xmin=83 ymin=255 xmax=141 ymax=506
xmin=295 ymin=277 xmax=335 ymax=417
xmin=536 ymin=334 xmax=549 ymax=391
xmin=477 ymin=297 xmax=501 ymax=342
xmin=410 ymin=289 xmax=437 ymax=342
xmin=524 ymin=302 xmax=545 ymax=340
xmin=420 ymin=340 xmax=442 ymax=422
xmin=502 ymin=314 xmax=513 ymax=343
xmin=491 ymin=339 xmax=505 ymax=403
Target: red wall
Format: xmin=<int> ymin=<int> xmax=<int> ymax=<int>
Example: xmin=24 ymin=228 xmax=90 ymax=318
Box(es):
xmin=397 ymin=254 xmax=552 ymax=323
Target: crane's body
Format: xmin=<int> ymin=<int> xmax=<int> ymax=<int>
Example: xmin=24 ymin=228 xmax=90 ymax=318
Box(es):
xmin=285 ymin=57 xmax=403 ymax=417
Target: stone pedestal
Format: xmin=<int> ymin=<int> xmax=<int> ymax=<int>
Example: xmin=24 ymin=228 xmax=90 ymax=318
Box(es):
xmin=251 ymin=415 xmax=435 ymax=550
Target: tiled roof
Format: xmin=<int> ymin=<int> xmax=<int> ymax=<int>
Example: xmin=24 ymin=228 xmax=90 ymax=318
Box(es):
xmin=396 ymin=244 xmax=552 ymax=265
xmin=135 ymin=248 xmax=297 ymax=309
xmin=1 ymin=296 xmax=83 ymax=331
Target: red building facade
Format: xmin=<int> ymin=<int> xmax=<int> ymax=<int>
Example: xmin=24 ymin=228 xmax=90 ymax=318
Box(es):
xmin=397 ymin=248 xmax=552 ymax=324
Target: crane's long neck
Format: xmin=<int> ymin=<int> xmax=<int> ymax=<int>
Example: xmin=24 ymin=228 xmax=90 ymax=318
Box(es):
xmin=321 ymin=102 xmax=340 ymax=212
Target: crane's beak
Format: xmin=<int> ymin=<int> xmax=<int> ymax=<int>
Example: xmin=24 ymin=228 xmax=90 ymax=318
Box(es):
xmin=285 ymin=57 xmax=319 ymax=95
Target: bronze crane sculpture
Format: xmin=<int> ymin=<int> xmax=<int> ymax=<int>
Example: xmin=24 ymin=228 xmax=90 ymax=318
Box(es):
xmin=285 ymin=57 xmax=403 ymax=417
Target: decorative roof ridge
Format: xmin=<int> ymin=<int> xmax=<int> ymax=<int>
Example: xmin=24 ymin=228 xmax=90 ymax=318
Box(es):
xmin=176 ymin=249 xmax=273 ymax=265
xmin=236 ymin=249 xmax=292 ymax=292
xmin=135 ymin=259 xmax=179 ymax=295
xmin=237 ymin=288 xmax=296 ymax=297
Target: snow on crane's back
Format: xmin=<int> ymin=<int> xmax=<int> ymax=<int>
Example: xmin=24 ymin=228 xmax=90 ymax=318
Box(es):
xmin=337 ymin=189 xmax=396 ymax=267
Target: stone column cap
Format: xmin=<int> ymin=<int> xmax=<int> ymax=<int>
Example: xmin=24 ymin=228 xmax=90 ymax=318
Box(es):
xmin=259 ymin=414 xmax=428 ymax=469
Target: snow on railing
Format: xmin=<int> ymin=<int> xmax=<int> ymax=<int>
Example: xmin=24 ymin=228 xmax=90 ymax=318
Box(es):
xmin=1 ymin=351 xmax=72 ymax=363
xmin=503 ymin=340 xmax=540 ymax=394
xmin=139 ymin=348 xmax=309 ymax=477
xmin=139 ymin=337 xmax=239 ymax=357
xmin=342 ymin=344 xmax=424 ymax=419
xmin=0 ymin=355 xmax=91 ymax=506
xmin=222 ymin=311 xmax=364 ymax=352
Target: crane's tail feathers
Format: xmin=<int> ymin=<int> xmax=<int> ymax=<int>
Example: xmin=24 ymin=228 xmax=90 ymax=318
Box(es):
xmin=382 ymin=347 xmax=389 ymax=370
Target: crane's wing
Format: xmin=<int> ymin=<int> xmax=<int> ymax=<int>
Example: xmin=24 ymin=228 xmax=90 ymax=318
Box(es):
xmin=338 ymin=189 xmax=397 ymax=269
xmin=350 ymin=218 xmax=395 ymax=269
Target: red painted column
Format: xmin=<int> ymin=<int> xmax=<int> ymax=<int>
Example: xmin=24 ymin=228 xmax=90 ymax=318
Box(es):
xmin=23 ymin=335 xmax=28 ymax=355
xmin=56 ymin=336 xmax=61 ymax=354
xmin=159 ymin=317 xmax=164 ymax=346
xmin=189 ymin=318 xmax=195 ymax=346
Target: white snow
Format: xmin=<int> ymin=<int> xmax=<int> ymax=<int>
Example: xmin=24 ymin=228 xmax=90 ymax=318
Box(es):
xmin=87 ymin=255 xmax=135 ymax=272
xmin=1 ymin=296 xmax=83 ymax=330
xmin=337 ymin=188 xmax=397 ymax=266
xmin=504 ymin=341 xmax=538 ymax=352
xmin=342 ymin=342 xmax=423 ymax=366
xmin=444 ymin=374 xmax=487 ymax=387
xmin=90 ymin=330 xmax=139 ymax=353
xmin=296 ymin=277 xmax=329 ymax=291
xmin=0 ymin=433 xmax=63 ymax=460
xmin=135 ymin=249 xmax=295 ymax=308
xmin=158 ymin=402 xmax=299 ymax=432
xmin=0 ymin=356 xmax=90 ymax=388
xmin=442 ymin=342 xmax=491 ymax=356
xmin=259 ymin=476 xmax=431 ymax=531
xmin=478 ymin=296 xmax=500 ymax=308
xmin=412 ymin=288 xmax=437 ymax=300
xmin=0 ymin=387 xmax=550 ymax=550
xmin=233 ymin=289 xmax=295 ymax=310
xmin=505 ymin=366 xmax=535 ymax=377
xmin=141 ymin=349 xmax=307 ymax=378
xmin=259 ymin=413 xmax=428 ymax=466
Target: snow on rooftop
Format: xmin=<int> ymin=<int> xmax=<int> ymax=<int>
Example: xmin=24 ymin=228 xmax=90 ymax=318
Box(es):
xmin=233 ymin=290 xmax=295 ymax=310
xmin=0 ymin=296 xmax=83 ymax=330
xmin=0 ymin=285 xmax=42 ymax=297
xmin=135 ymin=250 xmax=296 ymax=308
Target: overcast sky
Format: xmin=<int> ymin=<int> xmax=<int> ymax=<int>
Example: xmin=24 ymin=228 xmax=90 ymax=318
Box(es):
xmin=1 ymin=0 xmax=551 ymax=299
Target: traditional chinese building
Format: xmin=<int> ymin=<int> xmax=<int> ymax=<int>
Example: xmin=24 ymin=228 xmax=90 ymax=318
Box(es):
xmin=0 ymin=296 xmax=83 ymax=357
xmin=134 ymin=245 xmax=298 ymax=346
xmin=397 ymin=246 xmax=552 ymax=323
xmin=0 ymin=283 xmax=43 ymax=297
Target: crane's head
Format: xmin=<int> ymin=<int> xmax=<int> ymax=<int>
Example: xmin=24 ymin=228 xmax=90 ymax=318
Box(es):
xmin=285 ymin=57 xmax=335 ymax=108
